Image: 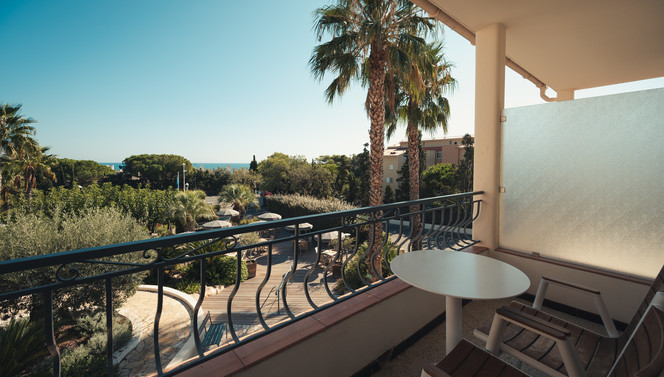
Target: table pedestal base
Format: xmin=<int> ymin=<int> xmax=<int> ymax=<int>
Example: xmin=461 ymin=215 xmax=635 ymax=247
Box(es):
xmin=446 ymin=296 xmax=462 ymax=355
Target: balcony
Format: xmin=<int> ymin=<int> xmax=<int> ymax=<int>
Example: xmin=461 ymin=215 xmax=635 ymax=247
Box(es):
xmin=0 ymin=192 xmax=486 ymax=377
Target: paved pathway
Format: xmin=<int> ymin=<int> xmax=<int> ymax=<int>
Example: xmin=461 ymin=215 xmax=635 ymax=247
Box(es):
xmin=117 ymin=290 xmax=192 ymax=377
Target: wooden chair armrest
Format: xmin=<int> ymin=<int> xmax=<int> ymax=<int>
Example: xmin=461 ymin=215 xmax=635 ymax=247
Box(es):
xmin=496 ymin=306 xmax=571 ymax=340
xmin=421 ymin=363 xmax=452 ymax=377
xmin=541 ymin=276 xmax=600 ymax=295
xmin=533 ymin=276 xmax=619 ymax=338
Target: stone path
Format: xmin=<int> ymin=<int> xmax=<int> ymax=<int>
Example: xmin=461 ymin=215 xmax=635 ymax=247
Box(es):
xmin=117 ymin=290 xmax=192 ymax=377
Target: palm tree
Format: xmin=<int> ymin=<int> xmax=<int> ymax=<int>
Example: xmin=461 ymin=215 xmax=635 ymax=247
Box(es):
xmin=311 ymin=0 xmax=435 ymax=208
xmin=0 ymin=104 xmax=36 ymax=195
xmin=311 ymin=0 xmax=436 ymax=278
xmin=219 ymin=184 xmax=258 ymax=224
xmin=171 ymin=191 xmax=214 ymax=232
xmin=8 ymin=140 xmax=56 ymax=203
xmin=386 ymin=42 xmax=455 ymax=248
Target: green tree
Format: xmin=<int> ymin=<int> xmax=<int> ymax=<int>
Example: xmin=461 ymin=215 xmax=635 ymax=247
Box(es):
xmin=383 ymin=184 xmax=395 ymax=203
xmin=421 ymin=163 xmax=458 ymax=197
xmin=249 ymin=155 xmax=258 ymax=171
xmin=50 ymin=158 xmax=114 ymax=188
xmin=258 ymin=153 xmax=308 ymax=194
xmin=310 ymin=0 xmax=436 ymax=211
xmin=170 ymin=190 xmax=214 ymax=231
xmin=7 ymin=140 xmax=56 ymax=204
xmin=231 ymin=169 xmax=262 ymax=193
xmin=192 ymin=167 xmax=232 ymax=195
xmin=349 ymin=143 xmax=370 ymax=206
xmin=458 ymin=133 xmax=474 ymax=193
xmin=0 ymin=104 xmax=36 ymax=197
xmin=121 ymin=154 xmax=192 ymax=189
xmin=218 ymin=184 xmax=258 ymax=223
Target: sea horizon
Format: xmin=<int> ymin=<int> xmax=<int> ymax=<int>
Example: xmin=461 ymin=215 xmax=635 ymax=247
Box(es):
xmin=99 ymin=162 xmax=251 ymax=171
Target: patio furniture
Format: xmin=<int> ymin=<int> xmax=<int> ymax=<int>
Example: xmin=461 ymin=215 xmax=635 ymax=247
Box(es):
xmin=199 ymin=311 xmax=226 ymax=348
xmin=421 ymin=339 xmax=529 ymax=377
xmin=390 ymin=250 xmax=530 ymax=354
xmin=474 ymin=264 xmax=664 ymax=377
xmin=423 ymin=302 xmax=664 ymax=377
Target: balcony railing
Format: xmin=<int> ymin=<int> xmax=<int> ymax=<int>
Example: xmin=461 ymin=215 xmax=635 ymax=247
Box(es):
xmin=0 ymin=191 xmax=482 ymax=377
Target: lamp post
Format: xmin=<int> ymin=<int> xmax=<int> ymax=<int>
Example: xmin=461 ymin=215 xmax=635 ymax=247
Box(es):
xmin=182 ymin=163 xmax=186 ymax=191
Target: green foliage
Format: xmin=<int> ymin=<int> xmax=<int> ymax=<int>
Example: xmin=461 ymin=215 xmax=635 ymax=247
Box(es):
xmin=176 ymin=279 xmax=201 ymax=294
xmin=218 ymin=184 xmax=258 ymax=221
xmin=458 ymin=134 xmax=474 ymax=193
xmin=266 ymin=194 xmax=356 ymax=230
xmin=348 ymin=144 xmax=370 ymax=205
xmin=257 ymin=152 xmax=298 ymax=193
xmin=49 ymin=158 xmax=115 ymax=188
xmin=59 ymin=314 xmax=131 ymax=377
xmin=3 ymin=183 xmax=177 ymax=232
xmin=121 ymin=154 xmax=192 ymax=189
xmin=191 ymin=167 xmax=232 ymax=195
xmin=421 ymin=163 xmax=459 ymax=197
xmin=383 ymin=185 xmax=395 ymax=203
xmin=170 ymin=190 xmax=215 ymax=231
xmin=230 ymin=169 xmax=262 ymax=192
xmin=0 ymin=207 xmax=149 ymax=321
xmin=0 ymin=318 xmax=47 ymax=377
xmin=336 ymin=240 xmax=397 ymax=292
xmin=249 ymin=155 xmax=258 ymax=172
xmin=207 ymin=255 xmax=248 ymax=286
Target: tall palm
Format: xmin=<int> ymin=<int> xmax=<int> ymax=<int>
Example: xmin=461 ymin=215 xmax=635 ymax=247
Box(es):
xmin=386 ymin=42 xmax=455 ymax=248
xmin=219 ymin=184 xmax=258 ymax=224
xmin=0 ymin=104 xmax=36 ymax=195
xmin=311 ymin=0 xmax=435 ymax=277
xmin=8 ymin=139 xmax=56 ymax=202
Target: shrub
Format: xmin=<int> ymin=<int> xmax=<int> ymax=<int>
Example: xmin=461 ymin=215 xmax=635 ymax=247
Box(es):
xmin=0 ymin=207 xmax=149 ymax=322
xmin=0 ymin=318 xmax=47 ymax=377
xmin=335 ymin=240 xmax=397 ymax=292
xmin=266 ymin=194 xmax=356 ymax=230
xmin=176 ymin=279 xmax=201 ymax=294
xmin=207 ymin=255 xmax=248 ymax=286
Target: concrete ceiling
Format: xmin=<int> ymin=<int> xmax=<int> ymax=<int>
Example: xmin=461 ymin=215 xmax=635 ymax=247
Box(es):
xmin=413 ymin=0 xmax=664 ymax=92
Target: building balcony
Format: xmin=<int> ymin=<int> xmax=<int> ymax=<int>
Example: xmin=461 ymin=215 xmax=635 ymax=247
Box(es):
xmin=1 ymin=192 xmax=495 ymax=377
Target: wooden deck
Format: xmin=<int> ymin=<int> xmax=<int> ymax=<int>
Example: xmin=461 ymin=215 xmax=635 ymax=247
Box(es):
xmin=200 ymin=236 xmax=342 ymax=344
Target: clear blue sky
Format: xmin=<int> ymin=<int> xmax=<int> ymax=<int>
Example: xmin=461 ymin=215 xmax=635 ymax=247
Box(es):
xmin=3 ymin=0 xmax=663 ymax=164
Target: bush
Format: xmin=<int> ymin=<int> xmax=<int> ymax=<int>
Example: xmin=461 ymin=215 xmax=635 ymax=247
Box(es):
xmin=176 ymin=279 xmax=201 ymax=294
xmin=335 ymin=240 xmax=397 ymax=292
xmin=266 ymin=194 xmax=356 ymax=230
xmin=207 ymin=255 xmax=248 ymax=286
xmin=0 ymin=207 xmax=149 ymax=322
xmin=0 ymin=318 xmax=47 ymax=377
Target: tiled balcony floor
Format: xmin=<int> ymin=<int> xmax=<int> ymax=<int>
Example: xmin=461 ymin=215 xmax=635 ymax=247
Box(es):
xmin=371 ymin=297 xmax=607 ymax=377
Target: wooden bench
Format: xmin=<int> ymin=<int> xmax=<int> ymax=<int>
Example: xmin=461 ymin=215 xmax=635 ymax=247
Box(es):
xmin=199 ymin=311 xmax=226 ymax=348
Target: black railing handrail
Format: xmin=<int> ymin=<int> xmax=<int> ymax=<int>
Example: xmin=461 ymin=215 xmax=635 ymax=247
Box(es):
xmin=0 ymin=191 xmax=484 ymax=377
xmin=0 ymin=191 xmax=483 ymax=275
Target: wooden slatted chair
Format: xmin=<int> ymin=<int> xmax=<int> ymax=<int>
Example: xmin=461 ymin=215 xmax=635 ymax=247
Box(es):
xmin=424 ymin=302 xmax=664 ymax=377
xmin=421 ymin=339 xmax=530 ymax=377
xmin=473 ymin=264 xmax=664 ymax=377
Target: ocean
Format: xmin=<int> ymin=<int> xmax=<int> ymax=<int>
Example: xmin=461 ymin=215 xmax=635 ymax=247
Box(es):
xmin=99 ymin=162 xmax=251 ymax=171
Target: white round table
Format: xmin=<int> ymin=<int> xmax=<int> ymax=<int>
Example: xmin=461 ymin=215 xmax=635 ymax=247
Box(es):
xmin=390 ymin=249 xmax=530 ymax=354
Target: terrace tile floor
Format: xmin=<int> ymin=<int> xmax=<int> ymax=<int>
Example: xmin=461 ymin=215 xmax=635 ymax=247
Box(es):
xmin=371 ymin=297 xmax=607 ymax=377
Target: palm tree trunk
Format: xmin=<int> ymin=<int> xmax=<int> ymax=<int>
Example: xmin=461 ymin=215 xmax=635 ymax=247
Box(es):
xmin=366 ymin=46 xmax=387 ymax=280
xmin=407 ymin=109 xmax=422 ymax=250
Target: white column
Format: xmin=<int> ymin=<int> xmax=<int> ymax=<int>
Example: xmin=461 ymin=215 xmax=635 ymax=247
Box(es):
xmin=472 ymin=23 xmax=506 ymax=250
